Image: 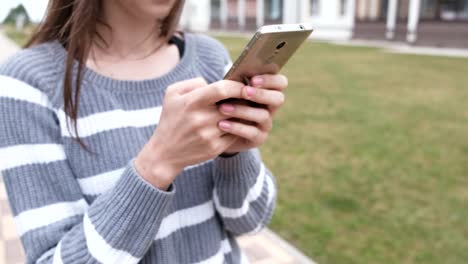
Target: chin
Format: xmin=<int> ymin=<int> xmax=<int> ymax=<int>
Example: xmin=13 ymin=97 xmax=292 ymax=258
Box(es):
xmin=147 ymin=4 xmax=173 ymax=18
xmin=149 ymin=0 xmax=176 ymax=13
xmin=121 ymin=0 xmax=176 ymax=21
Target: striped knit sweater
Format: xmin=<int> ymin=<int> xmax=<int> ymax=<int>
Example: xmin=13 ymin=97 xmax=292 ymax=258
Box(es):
xmin=0 ymin=33 xmax=277 ymax=264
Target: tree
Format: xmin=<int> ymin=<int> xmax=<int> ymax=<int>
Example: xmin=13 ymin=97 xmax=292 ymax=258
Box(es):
xmin=2 ymin=4 xmax=31 ymax=25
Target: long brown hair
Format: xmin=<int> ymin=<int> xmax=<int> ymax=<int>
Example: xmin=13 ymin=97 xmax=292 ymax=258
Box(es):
xmin=26 ymin=0 xmax=185 ymax=151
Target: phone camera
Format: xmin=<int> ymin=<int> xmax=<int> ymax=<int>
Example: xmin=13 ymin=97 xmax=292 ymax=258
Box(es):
xmin=276 ymin=42 xmax=286 ymax=50
xmin=300 ymin=25 xmax=305 ymax=30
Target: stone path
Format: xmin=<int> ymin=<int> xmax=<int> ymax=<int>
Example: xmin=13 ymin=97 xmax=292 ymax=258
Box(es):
xmin=0 ymin=30 xmax=315 ymax=264
xmin=331 ymin=38 xmax=468 ymax=59
xmin=210 ymin=31 xmax=468 ymax=59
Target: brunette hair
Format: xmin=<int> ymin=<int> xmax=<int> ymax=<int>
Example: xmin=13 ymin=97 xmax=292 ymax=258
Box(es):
xmin=26 ymin=0 xmax=185 ymax=150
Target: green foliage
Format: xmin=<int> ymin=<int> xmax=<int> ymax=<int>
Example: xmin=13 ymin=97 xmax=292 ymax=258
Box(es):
xmin=3 ymin=24 xmax=35 ymax=47
xmin=218 ymin=35 xmax=468 ymax=264
xmin=2 ymin=4 xmax=31 ymax=25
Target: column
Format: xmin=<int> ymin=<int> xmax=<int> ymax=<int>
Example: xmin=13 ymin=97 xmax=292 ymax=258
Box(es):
xmin=348 ymin=0 xmax=357 ymax=38
xmin=368 ymin=0 xmax=379 ymax=20
xmin=356 ymin=0 xmax=367 ymax=20
xmin=272 ymin=0 xmax=281 ymax=20
xmin=386 ymin=0 xmax=398 ymax=39
xmin=238 ymin=0 xmax=246 ymax=31
xmin=407 ymin=0 xmax=421 ymax=43
xmin=220 ymin=0 xmax=228 ymax=30
xmin=298 ymin=0 xmax=308 ymax=22
xmin=283 ymin=0 xmax=298 ymax=24
xmin=257 ymin=0 xmax=264 ymax=28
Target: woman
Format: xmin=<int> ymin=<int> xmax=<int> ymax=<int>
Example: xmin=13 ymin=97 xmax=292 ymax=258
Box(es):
xmin=0 ymin=0 xmax=287 ymax=263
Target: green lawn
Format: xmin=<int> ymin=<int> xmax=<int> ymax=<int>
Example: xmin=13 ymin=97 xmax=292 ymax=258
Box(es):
xmin=6 ymin=31 xmax=468 ymax=263
xmin=3 ymin=24 xmax=35 ymax=47
xmin=217 ymin=36 xmax=468 ymax=264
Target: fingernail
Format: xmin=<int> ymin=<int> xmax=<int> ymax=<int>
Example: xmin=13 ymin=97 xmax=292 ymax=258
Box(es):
xmin=219 ymin=121 xmax=232 ymax=130
xmin=252 ymin=77 xmax=264 ymax=87
xmin=246 ymin=86 xmax=256 ymax=97
xmin=221 ymin=104 xmax=235 ymax=112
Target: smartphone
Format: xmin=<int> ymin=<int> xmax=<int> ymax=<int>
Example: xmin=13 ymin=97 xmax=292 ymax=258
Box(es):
xmin=224 ymin=23 xmax=314 ymax=85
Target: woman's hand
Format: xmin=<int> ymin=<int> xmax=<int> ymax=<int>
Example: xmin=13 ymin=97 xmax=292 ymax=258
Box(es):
xmin=135 ymin=78 xmax=245 ymax=190
xmin=218 ymin=74 xmax=288 ymax=155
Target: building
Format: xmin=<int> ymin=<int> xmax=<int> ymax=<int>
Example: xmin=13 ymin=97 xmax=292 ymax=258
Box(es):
xmin=180 ymin=0 xmax=468 ymax=47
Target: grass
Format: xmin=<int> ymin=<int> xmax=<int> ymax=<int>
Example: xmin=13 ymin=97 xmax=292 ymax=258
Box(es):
xmin=2 ymin=24 xmax=35 ymax=47
xmin=5 ymin=28 xmax=467 ymax=263
xmin=216 ymin=35 xmax=468 ymax=264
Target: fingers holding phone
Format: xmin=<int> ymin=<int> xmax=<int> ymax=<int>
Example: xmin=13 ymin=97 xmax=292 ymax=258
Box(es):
xmin=217 ymin=74 xmax=288 ymax=154
xmin=245 ymin=74 xmax=288 ymax=115
xmin=251 ymin=74 xmax=289 ymax=91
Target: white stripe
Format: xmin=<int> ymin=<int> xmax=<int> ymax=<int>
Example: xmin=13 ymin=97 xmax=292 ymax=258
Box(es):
xmin=240 ymin=252 xmax=250 ymax=264
xmin=58 ymin=106 xmax=162 ymax=138
xmin=265 ymin=173 xmax=276 ymax=206
xmin=0 ymin=144 xmax=66 ymax=171
xmin=214 ymin=163 xmax=268 ymax=218
xmin=78 ymin=161 xmax=212 ymax=196
xmin=36 ymin=245 xmax=58 ymax=263
xmin=221 ymin=239 xmax=232 ymax=254
xmin=184 ymin=160 xmax=213 ymax=171
xmin=193 ymin=239 xmax=232 ymax=264
xmin=15 ymin=199 xmax=88 ymax=236
xmin=0 ymin=76 xmax=162 ymax=139
xmin=245 ymin=174 xmax=277 ymax=235
xmin=53 ymin=242 xmax=64 ymax=264
xmin=78 ymin=168 xmax=125 ymax=196
xmin=0 ymin=75 xmax=53 ymax=109
xmin=155 ymin=200 xmax=215 ymax=240
xmin=83 ymin=213 xmax=139 ymax=264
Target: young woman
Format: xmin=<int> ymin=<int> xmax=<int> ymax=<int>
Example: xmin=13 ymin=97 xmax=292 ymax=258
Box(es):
xmin=0 ymin=0 xmax=287 ymax=263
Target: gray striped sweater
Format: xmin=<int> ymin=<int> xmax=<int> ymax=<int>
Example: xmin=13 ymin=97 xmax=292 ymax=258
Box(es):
xmin=0 ymin=33 xmax=277 ymax=264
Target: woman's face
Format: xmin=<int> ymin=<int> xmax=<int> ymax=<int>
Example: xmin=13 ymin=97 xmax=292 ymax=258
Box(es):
xmin=113 ymin=0 xmax=178 ymax=21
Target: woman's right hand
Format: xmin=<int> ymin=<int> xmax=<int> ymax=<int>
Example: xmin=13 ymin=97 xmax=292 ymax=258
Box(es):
xmin=135 ymin=78 xmax=244 ymax=190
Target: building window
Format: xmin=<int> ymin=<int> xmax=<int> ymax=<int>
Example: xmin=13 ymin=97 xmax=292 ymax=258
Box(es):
xmin=440 ymin=0 xmax=468 ymax=21
xmin=270 ymin=0 xmax=281 ymax=20
xmin=339 ymin=0 xmax=348 ymax=16
xmin=211 ymin=0 xmax=221 ymax=19
xmin=310 ymin=0 xmax=320 ymax=16
xmin=265 ymin=0 xmax=283 ymax=21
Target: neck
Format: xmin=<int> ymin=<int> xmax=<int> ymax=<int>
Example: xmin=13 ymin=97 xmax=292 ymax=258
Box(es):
xmin=94 ymin=1 xmax=166 ymax=59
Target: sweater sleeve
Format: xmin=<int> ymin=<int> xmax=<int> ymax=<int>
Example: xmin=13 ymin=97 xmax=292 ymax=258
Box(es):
xmin=0 ymin=75 xmax=175 ymax=263
xmin=212 ymin=149 xmax=277 ymax=236
xmin=193 ymin=35 xmax=278 ymax=235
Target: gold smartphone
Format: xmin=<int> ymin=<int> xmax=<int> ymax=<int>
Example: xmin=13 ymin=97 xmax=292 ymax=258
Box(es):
xmin=224 ymin=23 xmax=314 ymax=84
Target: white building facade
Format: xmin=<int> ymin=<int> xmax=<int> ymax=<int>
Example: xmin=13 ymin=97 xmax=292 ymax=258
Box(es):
xmin=181 ymin=0 xmax=468 ymax=44
xmin=180 ymin=0 xmax=357 ymax=40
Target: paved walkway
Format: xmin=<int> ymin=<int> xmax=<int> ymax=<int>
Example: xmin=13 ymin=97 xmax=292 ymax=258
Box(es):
xmin=0 ymin=31 xmax=315 ymax=264
xmin=331 ymin=39 xmax=468 ymax=59
xmin=353 ymin=21 xmax=468 ymax=49
xmin=211 ymin=31 xmax=468 ymax=59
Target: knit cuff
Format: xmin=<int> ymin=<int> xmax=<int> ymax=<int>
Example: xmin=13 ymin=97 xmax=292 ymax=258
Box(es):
xmin=87 ymin=161 xmax=176 ymax=258
xmin=214 ymin=150 xmax=261 ymax=208
xmin=213 ymin=149 xmax=261 ymax=189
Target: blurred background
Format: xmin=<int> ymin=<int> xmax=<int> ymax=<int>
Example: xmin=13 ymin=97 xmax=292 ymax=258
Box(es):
xmin=1 ymin=0 xmax=468 ymax=264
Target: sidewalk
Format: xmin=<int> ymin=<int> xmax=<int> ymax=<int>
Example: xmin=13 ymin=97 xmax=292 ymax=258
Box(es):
xmin=331 ymin=38 xmax=468 ymax=59
xmin=211 ymin=31 xmax=468 ymax=59
xmin=0 ymin=31 xmax=315 ymax=264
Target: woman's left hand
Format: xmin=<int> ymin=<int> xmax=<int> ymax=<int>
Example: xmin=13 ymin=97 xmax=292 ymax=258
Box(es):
xmin=218 ymin=74 xmax=288 ymax=155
